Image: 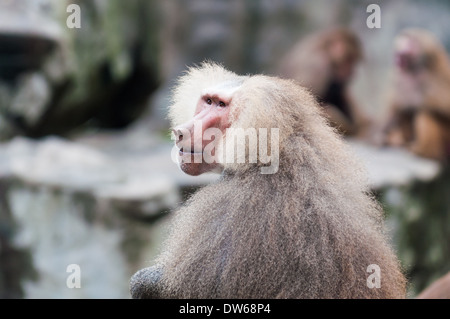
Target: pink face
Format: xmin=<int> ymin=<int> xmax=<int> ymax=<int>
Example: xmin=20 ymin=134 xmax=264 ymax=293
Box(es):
xmin=394 ymin=36 xmax=422 ymax=72
xmin=172 ymin=92 xmax=233 ymax=176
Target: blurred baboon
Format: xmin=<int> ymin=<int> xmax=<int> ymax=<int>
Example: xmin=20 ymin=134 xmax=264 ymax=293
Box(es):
xmin=130 ymin=62 xmax=406 ymax=299
xmin=277 ymin=27 xmax=371 ymax=137
xmin=417 ymin=272 xmax=450 ymax=299
xmin=382 ymin=28 xmax=450 ymax=161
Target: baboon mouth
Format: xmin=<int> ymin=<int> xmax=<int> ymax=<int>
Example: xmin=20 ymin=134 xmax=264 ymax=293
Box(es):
xmin=179 ymin=147 xmax=203 ymax=155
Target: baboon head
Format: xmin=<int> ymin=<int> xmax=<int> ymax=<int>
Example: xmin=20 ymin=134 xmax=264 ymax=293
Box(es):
xmin=394 ymin=28 xmax=450 ymax=73
xmin=169 ymin=62 xmax=315 ymax=176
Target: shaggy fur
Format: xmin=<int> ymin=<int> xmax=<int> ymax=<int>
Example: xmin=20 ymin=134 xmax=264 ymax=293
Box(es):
xmin=130 ymin=63 xmax=406 ymax=298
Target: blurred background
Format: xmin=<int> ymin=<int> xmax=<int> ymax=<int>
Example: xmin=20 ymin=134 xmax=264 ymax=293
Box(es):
xmin=0 ymin=0 xmax=449 ymax=298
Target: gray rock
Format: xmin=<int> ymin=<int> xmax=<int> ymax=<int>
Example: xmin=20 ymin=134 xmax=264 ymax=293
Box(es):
xmin=9 ymin=74 xmax=51 ymax=127
xmin=348 ymin=140 xmax=441 ymax=190
xmin=0 ymin=134 xmax=180 ymax=298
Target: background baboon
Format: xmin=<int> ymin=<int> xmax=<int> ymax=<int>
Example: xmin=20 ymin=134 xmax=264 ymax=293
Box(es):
xmin=277 ymin=27 xmax=371 ymax=137
xmin=130 ymin=63 xmax=406 ymax=299
xmin=382 ymin=28 xmax=450 ymax=161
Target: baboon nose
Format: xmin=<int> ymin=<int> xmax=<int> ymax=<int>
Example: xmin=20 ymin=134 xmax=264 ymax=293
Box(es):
xmin=172 ymin=128 xmax=183 ymax=143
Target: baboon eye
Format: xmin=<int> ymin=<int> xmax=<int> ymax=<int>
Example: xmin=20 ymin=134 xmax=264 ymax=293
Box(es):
xmin=206 ymin=98 xmax=212 ymax=105
xmin=218 ymin=101 xmax=226 ymax=107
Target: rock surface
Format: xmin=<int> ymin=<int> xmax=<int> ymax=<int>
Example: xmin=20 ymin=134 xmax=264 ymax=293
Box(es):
xmin=0 ymin=129 xmax=220 ymax=298
xmin=0 ymin=0 xmax=160 ymax=139
xmin=348 ymin=140 xmax=441 ymax=190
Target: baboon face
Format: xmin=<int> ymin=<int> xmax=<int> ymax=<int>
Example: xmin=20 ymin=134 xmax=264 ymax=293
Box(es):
xmin=394 ymin=35 xmax=427 ymax=72
xmin=172 ymin=81 xmax=241 ymax=176
xmin=329 ymin=38 xmax=360 ymax=83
